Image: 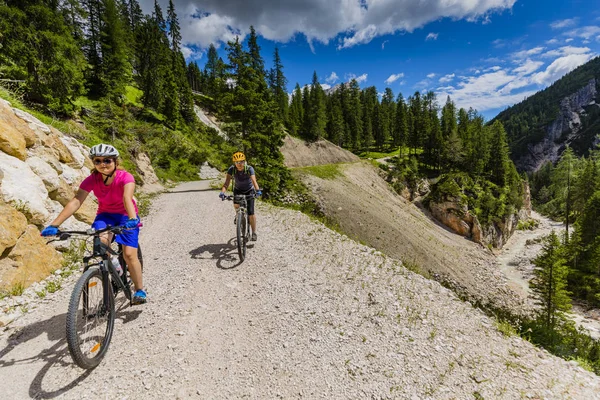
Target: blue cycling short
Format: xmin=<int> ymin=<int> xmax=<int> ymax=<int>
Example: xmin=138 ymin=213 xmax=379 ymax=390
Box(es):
xmin=92 ymin=213 xmax=140 ymax=248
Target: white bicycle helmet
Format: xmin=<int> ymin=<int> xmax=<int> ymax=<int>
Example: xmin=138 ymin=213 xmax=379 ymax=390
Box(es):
xmin=89 ymin=143 xmax=119 ymax=159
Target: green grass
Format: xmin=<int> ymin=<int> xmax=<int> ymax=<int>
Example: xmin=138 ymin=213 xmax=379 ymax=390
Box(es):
xmin=297 ymin=164 xmax=343 ymax=180
xmin=124 ymin=86 xmax=143 ymax=107
xmin=357 ymin=148 xmax=401 ymax=159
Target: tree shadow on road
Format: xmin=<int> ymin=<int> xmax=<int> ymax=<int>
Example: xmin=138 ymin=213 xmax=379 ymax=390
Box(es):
xmin=0 ymin=303 xmax=142 ymax=399
xmin=189 ymin=238 xmax=244 ymax=269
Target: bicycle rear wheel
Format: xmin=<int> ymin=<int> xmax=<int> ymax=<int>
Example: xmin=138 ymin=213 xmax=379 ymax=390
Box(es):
xmin=236 ymin=211 xmax=247 ymax=261
xmin=66 ymin=266 xmax=115 ymax=369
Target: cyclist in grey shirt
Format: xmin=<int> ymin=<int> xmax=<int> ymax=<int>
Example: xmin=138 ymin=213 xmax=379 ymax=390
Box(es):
xmin=219 ymin=151 xmax=262 ymax=241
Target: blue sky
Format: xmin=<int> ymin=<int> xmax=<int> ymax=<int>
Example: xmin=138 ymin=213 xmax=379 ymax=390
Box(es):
xmin=142 ymin=0 xmax=600 ymax=120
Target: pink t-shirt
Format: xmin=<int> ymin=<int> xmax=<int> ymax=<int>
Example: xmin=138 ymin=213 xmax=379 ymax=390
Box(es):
xmin=79 ymin=170 xmax=138 ymax=215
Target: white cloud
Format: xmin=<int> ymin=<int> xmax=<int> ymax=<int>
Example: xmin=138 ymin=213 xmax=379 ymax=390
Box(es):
xmin=382 ymin=40 xmax=389 ymax=49
xmin=435 ymin=47 xmax=594 ymax=112
xmin=140 ymin=0 xmax=516 ymax=50
xmin=181 ymin=45 xmax=203 ymax=60
xmin=566 ymin=26 xmax=600 ymax=40
xmin=321 ymin=83 xmax=332 ymax=90
xmin=550 ymin=18 xmax=577 ymax=29
xmin=385 ymin=73 xmax=404 ymax=85
xmin=349 ymin=73 xmax=368 ymax=84
xmin=484 ymin=65 xmax=502 ymax=72
xmin=511 ymin=46 xmax=545 ymax=59
xmin=426 ymin=32 xmax=439 ymax=41
xmin=512 ymin=59 xmax=544 ymax=75
xmin=326 ymin=72 xmax=340 ymax=84
xmin=531 ymin=53 xmax=594 ymax=85
xmin=541 ymin=46 xmax=591 ymax=58
xmin=339 ymin=25 xmax=378 ymax=49
xmin=546 ymin=38 xmax=559 ymax=44
xmin=439 ymin=73 xmax=455 ymax=83
xmin=565 ymin=38 xmax=574 ymax=43
xmin=427 ymin=73 xmax=437 ymax=78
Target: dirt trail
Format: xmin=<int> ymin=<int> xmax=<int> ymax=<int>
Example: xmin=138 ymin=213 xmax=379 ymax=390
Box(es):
xmin=0 ymin=181 xmax=599 ymax=399
xmin=495 ymin=211 xmax=600 ymax=340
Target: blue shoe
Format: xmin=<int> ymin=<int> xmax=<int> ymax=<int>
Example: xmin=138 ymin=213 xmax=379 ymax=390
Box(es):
xmin=132 ymin=289 xmax=147 ymax=305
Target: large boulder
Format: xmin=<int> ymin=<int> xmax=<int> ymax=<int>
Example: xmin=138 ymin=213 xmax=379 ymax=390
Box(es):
xmin=48 ymin=176 xmax=97 ymax=224
xmin=0 ymin=101 xmax=36 ymax=147
xmin=49 ymin=176 xmax=74 ymax=206
xmin=4 ymin=225 xmax=63 ymax=288
xmin=136 ymin=152 xmax=163 ymax=193
xmin=60 ymin=136 xmax=87 ymax=168
xmin=0 ymin=202 xmax=28 ymax=255
xmin=26 ymin=156 xmax=60 ymax=193
xmin=42 ymin=128 xmax=74 ymax=164
xmin=27 ymin=147 xmax=64 ymax=174
xmin=0 ymin=118 xmax=27 ymax=160
xmin=12 ymin=107 xmax=51 ymax=138
xmin=0 ymin=151 xmax=50 ymax=225
xmin=60 ymin=163 xmax=90 ymax=186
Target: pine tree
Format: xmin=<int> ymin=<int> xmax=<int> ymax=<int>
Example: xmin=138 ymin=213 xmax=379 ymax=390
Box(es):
xmin=288 ymin=83 xmax=304 ymax=136
xmin=327 ymin=92 xmax=345 ymax=146
xmin=83 ymin=0 xmax=104 ymax=94
xmin=393 ymin=93 xmax=408 ymax=155
xmin=441 ymin=96 xmax=457 ymax=140
xmin=346 ymin=79 xmax=363 ymax=150
xmin=137 ymin=15 xmax=164 ymax=110
xmin=0 ymin=1 xmax=85 ymax=114
xmin=99 ymin=0 xmax=132 ymax=102
xmin=380 ymin=88 xmax=395 ymax=149
xmin=486 ymin=120 xmax=510 ymax=186
xmin=269 ymin=47 xmax=289 ymax=127
xmin=362 ymin=87 xmax=377 ymax=150
xmin=408 ymin=92 xmax=423 ymax=155
xmin=551 ymin=147 xmax=578 ymax=237
xmin=531 ymin=231 xmax=572 ymax=340
xmin=223 ymin=36 xmax=287 ymax=194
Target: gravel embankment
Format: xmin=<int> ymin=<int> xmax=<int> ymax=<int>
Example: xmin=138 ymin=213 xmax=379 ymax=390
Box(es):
xmin=0 ymin=180 xmax=598 ymax=399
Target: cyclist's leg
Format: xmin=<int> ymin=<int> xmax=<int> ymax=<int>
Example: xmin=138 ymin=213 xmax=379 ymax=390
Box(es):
xmin=122 ymin=244 xmax=143 ymax=291
xmin=247 ymin=195 xmax=256 ymax=233
xmin=114 ymin=215 xmax=143 ymax=295
xmin=92 ymin=214 xmax=116 ymax=247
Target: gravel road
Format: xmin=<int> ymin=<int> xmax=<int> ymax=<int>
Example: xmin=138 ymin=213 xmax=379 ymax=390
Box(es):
xmin=1 ymin=181 xmax=599 ymax=399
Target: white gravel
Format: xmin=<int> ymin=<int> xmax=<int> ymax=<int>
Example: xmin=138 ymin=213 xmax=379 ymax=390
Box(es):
xmin=0 ymin=181 xmax=599 ymax=399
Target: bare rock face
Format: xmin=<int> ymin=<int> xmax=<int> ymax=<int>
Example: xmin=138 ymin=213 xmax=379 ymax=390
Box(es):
xmin=429 ymin=200 xmax=483 ymax=244
xmin=281 ymin=134 xmax=360 ymax=168
xmin=0 ymin=151 xmax=50 ymax=225
xmin=0 ymin=202 xmax=28 ymax=255
xmin=518 ymin=79 xmax=597 ymax=172
xmin=0 ymin=101 xmax=36 ymax=147
xmin=0 ymin=118 xmax=27 ymax=160
xmin=25 ymin=156 xmax=60 ymax=193
xmin=135 ymin=152 xmax=163 ymax=193
xmin=429 ymin=197 xmax=521 ymax=249
xmin=4 ymin=225 xmax=63 ymax=287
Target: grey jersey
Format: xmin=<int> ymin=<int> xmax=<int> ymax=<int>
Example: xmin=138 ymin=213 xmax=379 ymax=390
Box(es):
xmin=227 ymin=165 xmax=255 ymax=192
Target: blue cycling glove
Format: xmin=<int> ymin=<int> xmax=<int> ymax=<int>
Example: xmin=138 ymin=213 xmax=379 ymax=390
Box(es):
xmin=219 ymin=192 xmax=226 ymax=200
xmin=124 ymin=217 xmax=140 ymax=229
xmin=41 ymin=226 xmax=59 ymax=237
xmin=256 ymin=190 xmax=262 ymax=197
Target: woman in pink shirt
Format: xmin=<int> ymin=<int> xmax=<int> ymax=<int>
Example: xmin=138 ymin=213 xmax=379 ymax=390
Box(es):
xmin=41 ymin=144 xmax=146 ymax=304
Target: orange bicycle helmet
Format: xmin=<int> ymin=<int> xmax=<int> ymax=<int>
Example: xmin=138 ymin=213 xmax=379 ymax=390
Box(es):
xmin=232 ymin=151 xmax=246 ymax=162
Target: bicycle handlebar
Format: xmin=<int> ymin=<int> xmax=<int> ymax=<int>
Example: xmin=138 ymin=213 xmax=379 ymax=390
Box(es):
xmin=45 ymin=224 xmax=141 ymax=242
xmin=221 ymin=193 xmax=257 ymax=201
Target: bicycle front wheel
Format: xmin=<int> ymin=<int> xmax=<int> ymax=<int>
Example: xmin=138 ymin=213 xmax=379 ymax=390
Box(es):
xmin=66 ymin=266 xmax=115 ymax=369
xmin=236 ymin=211 xmax=247 ymax=262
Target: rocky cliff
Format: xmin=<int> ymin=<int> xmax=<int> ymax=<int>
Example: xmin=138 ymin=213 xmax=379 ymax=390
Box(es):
xmin=0 ymin=98 xmax=161 ymax=291
xmin=518 ymin=79 xmax=599 ymax=171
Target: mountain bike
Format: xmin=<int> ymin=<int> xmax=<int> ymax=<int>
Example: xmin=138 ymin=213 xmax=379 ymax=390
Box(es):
xmin=222 ymin=193 xmax=256 ymax=262
xmin=46 ymin=225 xmax=143 ymax=369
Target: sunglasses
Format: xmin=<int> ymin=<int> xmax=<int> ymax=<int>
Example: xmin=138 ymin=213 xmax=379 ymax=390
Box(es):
xmin=93 ymin=158 xmax=115 ymax=165
xmin=234 ymin=161 xmax=245 ymax=165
